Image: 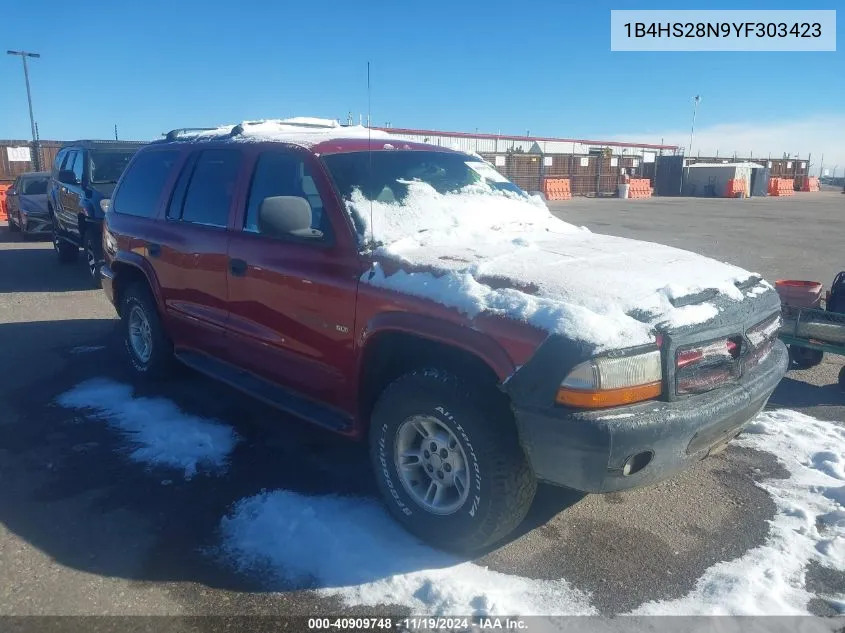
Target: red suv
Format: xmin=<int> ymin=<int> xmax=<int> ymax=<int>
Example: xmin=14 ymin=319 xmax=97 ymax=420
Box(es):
xmin=100 ymin=118 xmax=787 ymax=552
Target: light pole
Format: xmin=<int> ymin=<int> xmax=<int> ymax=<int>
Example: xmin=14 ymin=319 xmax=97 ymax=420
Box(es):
xmin=7 ymin=50 xmax=41 ymax=170
xmin=688 ymin=95 xmax=701 ymax=157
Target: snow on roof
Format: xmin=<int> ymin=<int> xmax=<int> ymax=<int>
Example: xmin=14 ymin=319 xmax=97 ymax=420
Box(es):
xmin=179 ymin=117 xmax=393 ymax=147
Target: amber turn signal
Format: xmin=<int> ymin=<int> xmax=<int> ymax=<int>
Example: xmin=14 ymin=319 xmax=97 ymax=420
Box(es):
xmin=556 ymin=382 xmax=662 ymax=408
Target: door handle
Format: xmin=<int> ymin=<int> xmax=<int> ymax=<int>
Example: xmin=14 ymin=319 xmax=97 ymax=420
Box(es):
xmin=148 ymin=243 xmax=161 ymax=257
xmin=229 ymin=258 xmax=247 ymax=276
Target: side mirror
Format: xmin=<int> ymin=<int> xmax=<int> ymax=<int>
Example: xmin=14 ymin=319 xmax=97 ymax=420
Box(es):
xmin=258 ymin=196 xmax=322 ymax=239
xmin=58 ymin=170 xmax=78 ymax=185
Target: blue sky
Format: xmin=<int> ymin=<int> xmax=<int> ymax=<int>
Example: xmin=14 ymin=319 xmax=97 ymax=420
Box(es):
xmin=3 ymin=0 xmax=843 ymax=169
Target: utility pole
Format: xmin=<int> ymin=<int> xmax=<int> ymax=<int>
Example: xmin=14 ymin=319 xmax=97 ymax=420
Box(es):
xmin=819 ymin=153 xmax=824 ymax=178
xmin=114 ymin=124 xmax=119 ymax=140
xmin=688 ymin=95 xmax=701 ymax=156
xmin=7 ymin=50 xmax=42 ymax=170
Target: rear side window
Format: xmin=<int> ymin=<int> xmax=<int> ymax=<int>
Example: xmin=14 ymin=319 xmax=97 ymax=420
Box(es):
xmin=22 ymin=178 xmax=48 ymax=195
xmin=112 ymin=150 xmax=179 ymax=218
xmin=172 ymin=149 xmax=242 ymax=228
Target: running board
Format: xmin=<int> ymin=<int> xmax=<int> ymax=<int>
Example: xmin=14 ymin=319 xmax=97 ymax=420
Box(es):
xmin=175 ymin=350 xmax=352 ymax=432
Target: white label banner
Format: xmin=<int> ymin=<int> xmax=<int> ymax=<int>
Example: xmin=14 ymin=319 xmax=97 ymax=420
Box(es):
xmin=610 ymin=10 xmax=836 ymax=51
xmin=6 ymin=146 xmax=31 ymax=162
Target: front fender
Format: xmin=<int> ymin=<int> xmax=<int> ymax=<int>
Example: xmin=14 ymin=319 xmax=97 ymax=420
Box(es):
xmin=110 ymin=250 xmax=165 ymax=315
xmin=359 ymin=311 xmax=517 ymax=381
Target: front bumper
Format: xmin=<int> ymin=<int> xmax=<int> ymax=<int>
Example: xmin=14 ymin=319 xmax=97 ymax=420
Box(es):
xmin=511 ymin=339 xmax=787 ymax=493
xmin=20 ymin=212 xmax=51 ymax=234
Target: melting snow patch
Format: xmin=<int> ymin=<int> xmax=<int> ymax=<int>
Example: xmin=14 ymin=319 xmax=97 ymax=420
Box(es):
xmin=219 ymin=409 xmax=845 ymax=616
xmin=632 ymin=409 xmax=845 ymax=615
xmin=57 ymin=378 xmax=239 ymax=479
xmin=218 ymin=490 xmax=594 ymax=616
xmin=68 ymin=345 xmax=106 ymax=354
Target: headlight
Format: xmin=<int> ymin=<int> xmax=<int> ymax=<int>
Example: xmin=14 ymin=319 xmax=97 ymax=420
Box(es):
xmin=556 ymin=349 xmax=662 ymax=408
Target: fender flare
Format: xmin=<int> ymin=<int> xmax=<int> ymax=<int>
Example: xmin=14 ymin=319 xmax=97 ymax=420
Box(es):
xmin=358 ymin=311 xmax=516 ymax=382
xmin=110 ymin=250 xmax=165 ymax=315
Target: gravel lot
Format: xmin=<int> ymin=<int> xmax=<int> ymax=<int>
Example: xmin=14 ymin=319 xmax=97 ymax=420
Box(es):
xmin=1 ymin=192 xmax=843 ymax=617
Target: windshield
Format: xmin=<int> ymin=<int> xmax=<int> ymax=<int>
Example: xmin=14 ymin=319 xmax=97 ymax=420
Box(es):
xmin=89 ymin=150 xmax=137 ymax=184
xmin=21 ymin=177 xmax=48 ymax=195
xmin=322 ymin=150 xmax=525 ymax=204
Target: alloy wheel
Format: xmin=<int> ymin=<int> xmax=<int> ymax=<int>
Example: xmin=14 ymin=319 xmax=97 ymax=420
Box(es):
xmin=394 ymin=415 xmax=471 ymax=515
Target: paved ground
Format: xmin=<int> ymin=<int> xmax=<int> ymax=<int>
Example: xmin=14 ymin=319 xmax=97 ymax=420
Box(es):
xmin=1 ymin=193 xmax=844 ymax=617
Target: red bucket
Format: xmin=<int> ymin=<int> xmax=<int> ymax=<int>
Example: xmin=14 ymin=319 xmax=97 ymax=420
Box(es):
xmin=775 ymin=280 xmax=823 ymax=308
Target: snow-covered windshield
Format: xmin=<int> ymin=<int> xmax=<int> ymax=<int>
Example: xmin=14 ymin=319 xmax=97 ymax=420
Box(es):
xmin=322 ymin=150 xmax=545 ymax=243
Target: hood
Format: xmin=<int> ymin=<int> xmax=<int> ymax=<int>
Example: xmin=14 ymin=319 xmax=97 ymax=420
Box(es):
xmin=19 ymin=193 xmax=48 ymax=215
xmin=356 ymin=182 xmax=772 ymax=352
xmin=90 ymin=182 xmax=117 ymax=198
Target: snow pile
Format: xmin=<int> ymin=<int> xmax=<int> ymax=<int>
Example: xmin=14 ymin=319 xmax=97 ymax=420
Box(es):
xmin=57 ymin=378 xmax=239 ymax=479
xmin=187 ymin=117 xmax=392 ymax=148
xmin=217 ymin=408 xmax=845 ymax=616
xmin=633 ymin=409 xmax=845 ymax=615
xmin=353 ymin=181 xmax=764 ymax=351
xmin=218 ymin=490 xmax=594 ymax=616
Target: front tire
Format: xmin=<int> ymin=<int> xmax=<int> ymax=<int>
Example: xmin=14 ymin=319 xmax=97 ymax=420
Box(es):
xmin=369 ymin=369 xmax=536 ymax=553
xmin=121 ymin=283 xmax=173 ymax=379
xmin=84 ymin=228 xmax=103 ymax=286
xmin=8 ymin=215 xmax=20 ymax=232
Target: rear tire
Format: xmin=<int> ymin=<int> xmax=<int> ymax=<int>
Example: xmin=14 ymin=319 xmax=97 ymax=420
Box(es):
xmin=788 ymin=345 xmax=824 ymax=369
xmin=369 ymin=369 xmax=536 ymax=554
xmin=51 ymin=216 xmax=77 ymax=263
xmin=120 ymin=282 xmax=173 ymax=379
xmin=8 ymin=216 xmax=20 ymax=232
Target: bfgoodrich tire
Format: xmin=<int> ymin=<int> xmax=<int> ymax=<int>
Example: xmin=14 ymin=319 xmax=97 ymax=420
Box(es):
xmin=370 ymin=369 xmax=536 ymax=553
xmin=120 ymin=283 xmax=173 ymax=379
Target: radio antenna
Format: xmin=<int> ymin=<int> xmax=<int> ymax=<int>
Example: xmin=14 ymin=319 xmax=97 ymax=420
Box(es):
xmin=367 ymin=61 xmax=375 ymax=249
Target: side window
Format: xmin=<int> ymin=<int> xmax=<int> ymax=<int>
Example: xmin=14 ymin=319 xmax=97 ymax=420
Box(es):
xmin=244 ymin=150 xmax=328 ymax=239
xmin=70 ymin=151 xmax=84 ymax=184
xmin=177 ymin=149 xmax=242 ymax=228
xmin=111 ymin=150 xmax=179 ymax=218
xmin=61 ymin=150 xmax=76 ymax=172
xmin=53 ymin=149 xmax=67 ymax=175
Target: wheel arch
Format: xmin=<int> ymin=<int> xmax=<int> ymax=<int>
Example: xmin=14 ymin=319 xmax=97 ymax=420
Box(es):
xmin=356 ymin=313 xmax=516 ymax=433
xmin=110 ymin=254 xmax=165 ymax=318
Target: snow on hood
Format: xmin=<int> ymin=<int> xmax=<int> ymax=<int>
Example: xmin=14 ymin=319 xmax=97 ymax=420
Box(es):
xmin=351 ymin=182 xmax=767 ymax=351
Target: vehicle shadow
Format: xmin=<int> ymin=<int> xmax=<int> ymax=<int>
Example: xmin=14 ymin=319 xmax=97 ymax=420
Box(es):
xmin=0 ymin=239 xmax=96 ymax=293
xmin=0 ymin=318 xmax=580 ymax=605
xmin=769 ymin=375 xmax=845 ymax=408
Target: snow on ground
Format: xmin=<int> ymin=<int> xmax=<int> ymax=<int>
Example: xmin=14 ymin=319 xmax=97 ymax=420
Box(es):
xmin=57 ymin=378 xmax=239 ymax=479
xmin=219 ymin=409 xmax=844 ymax=616
xmin=68 ymin=345 xmax=106 ymax=354
xmin=218 ymin=490 xmax=595 ymax=616
xmin=633 ymin=409 xmax=845 ymax=615
xmin=352 ymin=181 xmax=765 ymax=351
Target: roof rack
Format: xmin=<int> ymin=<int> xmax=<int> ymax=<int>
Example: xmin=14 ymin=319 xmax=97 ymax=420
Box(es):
xmin=62 ymin=139 xmax=147 ymax=148
xmin=163 ymin=127 xmax=218 ymax=141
